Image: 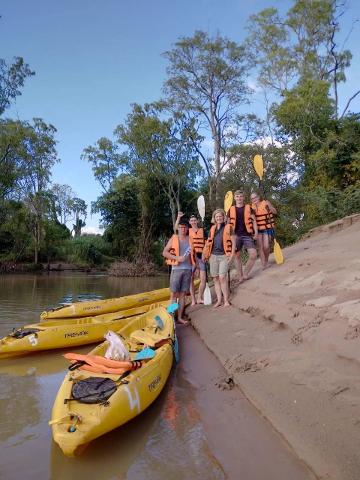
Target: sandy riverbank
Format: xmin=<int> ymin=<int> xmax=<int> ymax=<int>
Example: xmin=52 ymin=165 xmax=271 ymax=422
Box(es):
xmin=190 ymin=213 xmax=360 ymax=480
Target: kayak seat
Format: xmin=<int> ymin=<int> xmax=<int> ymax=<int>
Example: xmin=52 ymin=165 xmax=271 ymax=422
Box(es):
xmin=129 ymin=329 xmax=167 ymax=348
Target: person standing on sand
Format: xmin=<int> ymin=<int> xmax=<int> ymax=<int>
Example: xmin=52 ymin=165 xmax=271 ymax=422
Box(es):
xmin=175 ymin=212 xmax=206 ymax=305
xmin=228 ymin=190 xmax=258 ymax=282
xmin=250 ymin=192 xmax=277 ymax=269
xmin=163 ymin=218 xmax=196 ymax=325
xmin=203 ymin=209 xmax=236 ymax=307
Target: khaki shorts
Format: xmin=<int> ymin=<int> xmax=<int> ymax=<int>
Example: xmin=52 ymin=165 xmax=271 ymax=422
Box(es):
xmin=209 ymin=254 xmax=229 ymax=277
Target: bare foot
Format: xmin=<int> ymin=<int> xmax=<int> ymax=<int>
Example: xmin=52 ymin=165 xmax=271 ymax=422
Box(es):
xmin=214 ymin=301 xmax=222 ymax=308
xmin=177 ymin=318 xmax=190 ymax=326
xmin=197 ymin=299 xmax=204 ymax=304
xmin=237 ymin=276 xmax=244 ymax=283
xmin=190 ymin=302 xmax=196 ymax=307
xmin=223 ymin=302 xmax=231 ymax=307
xmin=243 ymin=274 xmax=251 ymax=281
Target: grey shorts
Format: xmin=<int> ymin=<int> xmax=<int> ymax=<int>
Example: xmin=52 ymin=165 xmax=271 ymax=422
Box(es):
xmin=209 ymin=254 xmax=229 ymax=277
xmin=170 ymin=269 xmax=192 ymax=293
xmin=236 ymin=235 xmax=255 ymax=252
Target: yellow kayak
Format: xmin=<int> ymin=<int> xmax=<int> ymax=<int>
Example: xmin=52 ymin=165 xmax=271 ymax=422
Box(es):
xmin=50 ymin=306 xmax=175 ymax=456
xmin=0 ymin=301 xmax=168 ymax=359
xmin=40 ymin=286 xmax=171 ymax=320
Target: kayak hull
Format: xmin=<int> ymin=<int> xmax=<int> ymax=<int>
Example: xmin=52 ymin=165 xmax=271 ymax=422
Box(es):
xmin=0 ymin=301 xmax=168 ymax=359
xmin=41 ymin=287 xmax=171 ymax=320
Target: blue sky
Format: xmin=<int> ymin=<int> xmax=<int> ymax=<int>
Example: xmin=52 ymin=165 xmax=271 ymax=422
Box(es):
xmin=2 ymin=0 xmax=360 ymax=232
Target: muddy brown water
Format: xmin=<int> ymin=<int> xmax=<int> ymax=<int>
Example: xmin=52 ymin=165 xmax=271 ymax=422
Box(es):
xmin=0 ymin=274 xmax=315 ymax=479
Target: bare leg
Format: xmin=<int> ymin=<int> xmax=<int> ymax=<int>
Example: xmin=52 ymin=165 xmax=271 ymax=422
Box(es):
xmin=219 ymin=274 xmax=230 ymax=306
xmin=263 ymin=233 xmax=271 ymax=266
xmin=244 ymin=248 xmax=257 ymax=278
xmin=190 ymin=277 xmax=196 ymax=306
xmin=177 ymin=292 xmax=189 ymax=324
xmin=197 ymin=270 xmax=206 ymax=303
xmin=257 ymin=234 xmax=267 ymax=269
xmin=213 ymin=276 xmax=222 ymax=307
xmin=234 ymin=252 xmax=244 ymax=281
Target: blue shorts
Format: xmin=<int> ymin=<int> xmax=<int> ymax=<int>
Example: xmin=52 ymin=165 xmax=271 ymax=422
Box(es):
xmin=196 ymin=258 xmax=206 ymax=272
xmin=259 ymin=229 xmax=274 ymax=236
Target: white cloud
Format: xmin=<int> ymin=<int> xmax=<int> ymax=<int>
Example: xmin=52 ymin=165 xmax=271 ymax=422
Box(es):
xmin=81 ymin=226 xmax=104 ymax=236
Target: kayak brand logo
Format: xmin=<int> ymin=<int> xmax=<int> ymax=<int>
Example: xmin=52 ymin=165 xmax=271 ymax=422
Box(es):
xmin=148 ymin=375 xmax=161 ymax=392
xmin=64 ymin=331 xmax=89 ymax=338
xmin=83 ymin=306 xmax=101 ymax=311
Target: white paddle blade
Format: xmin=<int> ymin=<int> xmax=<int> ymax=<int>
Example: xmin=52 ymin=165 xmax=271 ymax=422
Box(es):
xmin=204 ymin=284 xmax=212 ymax=305
xmin=197 ymin=195 xmax=205 ymax=221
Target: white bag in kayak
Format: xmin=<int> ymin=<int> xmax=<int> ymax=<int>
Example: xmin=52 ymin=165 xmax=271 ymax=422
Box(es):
xmin=104 ymin=330 xmax=130 ymax=361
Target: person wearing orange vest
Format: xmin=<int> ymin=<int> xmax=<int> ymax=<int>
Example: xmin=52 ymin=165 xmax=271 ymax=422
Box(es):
xmin=175 ymin=212 xmax=206 ymax=305
xmin=163 ymin=218 xmax=195 ymax=325
xmin=250 ymin=191 xmax=277 ymax=269
xmin=203 ymin=208 xmax=236 ymax=307
xmin=228 ymin=190 xmax=258 ymax=282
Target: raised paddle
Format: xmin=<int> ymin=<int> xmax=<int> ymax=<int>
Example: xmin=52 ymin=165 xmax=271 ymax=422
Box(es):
xmin=224 ymin=191 xmax=234 ymax=291
xmin=253 ymin=154 xmax=264 ymax=181
xmin=197 ymin=195 xmax=205 ymax=223
xmin=252 ymin=154 xmax=284 ymax=265
xmin=197 ymin=195 xmax=212 ymax=305
xmin=224 ymin=191 xmax=233 ymax=215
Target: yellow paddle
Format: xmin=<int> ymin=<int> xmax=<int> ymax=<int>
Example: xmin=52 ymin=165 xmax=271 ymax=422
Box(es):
xmin=273 ymin=239 xmax=284 ymax=264
xmin=253 ymin=154 xmax=264 ymax=181
xmin=224 ymin=191 xmax=233 ymax=214
xmin=252 ymin=155 xmax=284 ymax=265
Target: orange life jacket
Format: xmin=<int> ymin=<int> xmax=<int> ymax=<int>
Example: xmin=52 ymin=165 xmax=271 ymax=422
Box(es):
xmin=189 ymin=227 xmax=205 ymax=254
xmin=165 ymin=234 xmax=195 ymax=266
xmin=228 ymin=205 xmax=254 ymax=234
xmin=64 ymin=352 xmax=142 ymax=375
xmin=251 ymin=200 xmax=275 ymax=231
xmin=203 ymin=224 xmax=233 ymax=260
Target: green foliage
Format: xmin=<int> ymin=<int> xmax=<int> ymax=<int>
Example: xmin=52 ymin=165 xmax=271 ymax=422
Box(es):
xmin=67 ymin=235 xmax=113 ymax=266
xmin=0 ymin=56 xmax=34 ymax=116
xmin=42 ymin=220 xmax=71 ymax=263
xmin=0 ymin=200 xmax=32 ymax=261
xmin=82 ymin=137 xmax=128 ymax=192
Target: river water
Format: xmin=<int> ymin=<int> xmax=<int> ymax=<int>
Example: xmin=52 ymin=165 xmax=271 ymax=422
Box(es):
xmin=0 ymin=273 xmax=314 ymax=480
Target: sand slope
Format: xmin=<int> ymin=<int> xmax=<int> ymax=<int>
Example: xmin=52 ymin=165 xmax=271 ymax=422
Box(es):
xmin=191 ymin=213 xmax=360 ymax=480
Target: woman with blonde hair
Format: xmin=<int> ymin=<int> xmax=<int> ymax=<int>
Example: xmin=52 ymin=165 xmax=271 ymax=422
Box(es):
xmin=202 ymin=208 xmax=236 ymax=307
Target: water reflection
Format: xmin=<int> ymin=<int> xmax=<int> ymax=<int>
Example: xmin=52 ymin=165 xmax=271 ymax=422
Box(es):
xmin=49 ymin=375 xmax=224 ymax=480
xmin=0 ymin=373 xmax=40 ymax=443
xmin=0 ymin=273 xmax=168 ymax=336
xmin=0 ymin=273 xmax=224 ymax=480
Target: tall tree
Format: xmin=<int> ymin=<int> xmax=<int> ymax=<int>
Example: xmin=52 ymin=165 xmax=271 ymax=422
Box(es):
xmin=14 ymin=118 xmax=59 ymax=262
xmin=70 ymin=197 xmax=87 ymax=237
xmin=0 ymin=56 xmax=34 ymax=116
xmin=50 ymin=183 xmax=76 ymax=225
xmin=81 ymin=137 xmax=128 ymax=192
xmin=246 ymin=1 xmax=355 ymax=117
xmin=163 ymin=31 xmax=251 ymax=204
xmin=115 ymin=103 xmax=201 ymax=230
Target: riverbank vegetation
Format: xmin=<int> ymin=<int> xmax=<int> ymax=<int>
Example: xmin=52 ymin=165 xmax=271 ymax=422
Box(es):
xmin=1 ymin=1 xmax=359 ymax=273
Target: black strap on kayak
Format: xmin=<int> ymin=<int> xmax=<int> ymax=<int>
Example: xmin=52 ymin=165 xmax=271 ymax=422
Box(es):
xmin=64 ymin=371 xmax=131 ymax=405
